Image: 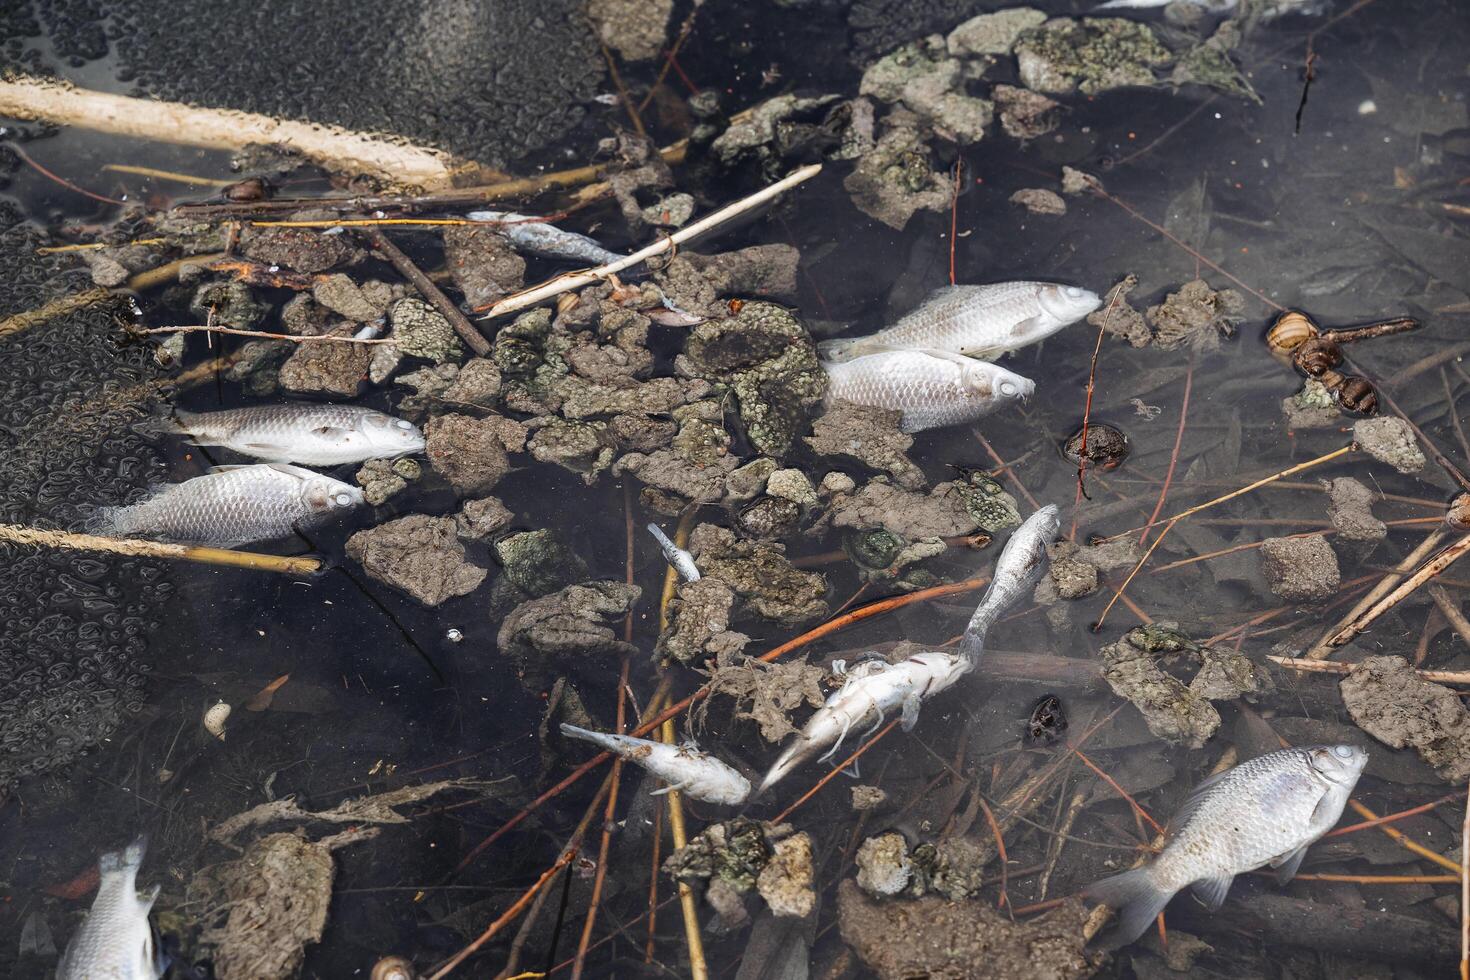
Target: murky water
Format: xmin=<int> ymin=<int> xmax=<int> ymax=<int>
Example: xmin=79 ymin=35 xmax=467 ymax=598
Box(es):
xmin=2 ymin=0 xmax=1469 ymax=976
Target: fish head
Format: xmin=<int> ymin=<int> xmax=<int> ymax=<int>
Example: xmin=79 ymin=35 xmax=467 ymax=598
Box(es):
xmin=1037 ymin=283 xmax=1102 ymax=325
xmin=357 ymin=413 xmax=427 ymax=457
xmin=303 ymin=476 xmax=365 ymax=514
xmin=1306 ymin=743 xmax=1369 ymax=785
xmin=971 ymin=362 xmax=1034 ymax=405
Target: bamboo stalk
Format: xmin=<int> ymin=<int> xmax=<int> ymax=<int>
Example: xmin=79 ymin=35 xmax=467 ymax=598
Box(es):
xmin=0 ymin=74 xmax=471 ymax=189
xmin=0 ymin=523 xmax=320 ymax=575
xmin=478 ymin=164 xmax=823 ymax=319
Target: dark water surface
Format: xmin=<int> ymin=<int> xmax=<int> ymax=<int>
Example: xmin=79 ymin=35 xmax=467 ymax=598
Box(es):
xmin=1 ymin=0 xmax=1468 ymax=976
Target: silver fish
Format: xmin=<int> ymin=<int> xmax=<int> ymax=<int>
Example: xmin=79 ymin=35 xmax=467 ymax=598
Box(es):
xmin=95 ymin=463 xmax=364 ymax=547
xmin=1086 ymin=744 xmax=1368 ymax=945
xmin=647 ymin=523 xmax=700 ymax=582
xmin=755 ymin=650 xmax=971 ymax=797
xmin=57 ymin=837 xmax=166 ymax=980
xmin=958 ymin=504 xmax=1061 ymax=662
xmin=818 ymin=282 xmax=1101 ymax=363
xmin=823 ymin=348 xmax=1034 ymax=433
xmin=465 ymin=210 xmax=626 ymax=266
xmin=1094 ymin=0 xmax=1322 ymax=18
xmin=152 ymin=404 xmax=424 ymax=466
xmin=560 ymin=724 xmax=750 ymax=805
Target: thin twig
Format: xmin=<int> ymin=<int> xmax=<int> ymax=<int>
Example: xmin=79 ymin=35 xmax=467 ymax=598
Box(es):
xmin=1325 ymin=794 xmax=1459 ymax=837
xmin=1307 ymin=529 xmax=1447 ymax=658
xmin=601 ymin=43 xmax=648 ymax=140
xmin=1267 ymin=655 xmax=1470 ymax=685
xmin=134 ymin=324 xmax=394 ymax=344
xmin=478 ymin=163 xmax=823 ymax=319
xmin=1327 ymin=533 xmax=1470 ymax=648
xmin=974 ymin=430 xmax=1040 ymax=511
xmin=771 ymin=719 xmax=900 ymax=824
xmin=101 ymin=163 xmax=234 ymax=187
xmin=1071 ymin=747 xmax=1164 ymax=835
xmin=1072 ymin=287 xmax=1121 ymax=522
xmin=365 ymin=229 xmax=491 ymax=357
xmin=1141 ymin=356 xmax=1192 ymax=546
xmin=976 ymin=793 xmax=1011 ymax=910
xmin=9 ymin=142 xmax=123 ymax=206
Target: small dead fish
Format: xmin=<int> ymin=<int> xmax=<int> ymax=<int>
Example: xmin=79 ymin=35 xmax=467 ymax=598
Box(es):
xmin=94 ymin=463 xmax=364 ymax=547
xmin=1086 ymin=744 xmax=1368 ymax=945
xmin=465 ymin=210 xmax=626 ymax=266
xmin=823 ymin=348 xmax=1034 ymax=433
xmin=559 ymin=724 xmax=750 ymax=805
xmin=647 ymin=523 xmax=700 ymax=582
xmin=958 ymin=504 xmax=1061 ymax=662
xmin=818 ymin=282 xmax=1100 ymax=364
xmin=146 ymin=404 xmax=424 ymax=466
xmin=756 ymin=650 xmax=971 ymax=797
xmin=1094 ymin=0 xmax=1322 ymax=16
xmin=57 ymin=837 xmax=167 ymax=980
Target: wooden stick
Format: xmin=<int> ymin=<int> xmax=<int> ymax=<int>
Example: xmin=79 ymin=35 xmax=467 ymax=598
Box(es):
xmin=101 ymin=164 xmax=234 ymax=187
xmin=1306 ymin=529 xmax=1447 ymax=659
xmin=0 ymin=74 xmax=469 ymax=189
xmin=0 ymin=523 xmax=320 ymax=575
xmin=1267 ymin=655 xmax=1470 ymax=685
xmin=365 ymin=229 xmax=491 ymax=356
xmin=1430 ymin=584 xmax=1470 ymax=651
xmin=1462 ymin=778 xmax=1469 ymax=980
xmin=1327 ymin=532 xmax=1470 ymax=648
xmin=136 ymin=324 xmax=394 ymax=344
xmin=479 ymin=164 xmax=823 ymax=319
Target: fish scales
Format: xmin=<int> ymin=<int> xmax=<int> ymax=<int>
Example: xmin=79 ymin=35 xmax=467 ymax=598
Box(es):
xmin=466 ymin=210 xmax=626 ymax=266
xmin=96 ymin=463 xmax=363 ymax=547
xmin=823 ymin=348 xmax=1034 ymax=433
xmin=168 ymin=404 xmax=424 ymax=466
xmin=958 ymin=504 xmax=1061 ymax=661
xmin=58 ymin=838 xmax=166 ymax=980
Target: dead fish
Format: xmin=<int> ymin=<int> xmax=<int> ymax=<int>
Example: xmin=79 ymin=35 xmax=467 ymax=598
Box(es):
xmin=823 ymin=348 xmax=1034 ymax=433
xmin=94 ymin=463 xmax=364 ymax=547
xmin=755 ymin=650 xmax=972 ymax=797
xmin=1094 ymin=0 xmax=1322 ymax=16
xmin=146 ymin=404 xmax=424 ymax=466
xmin=957 ymin=504 xmax=1061 ymax=662
xmin=1086 ymin=744 xmax=1368 ymax=945
xmin=559 ymin=724 xmax=750 ymax=805
xmin=817 ymin=282 xmax=1100 ymax=364
xmin=647 ymin=523 xmax=700 ymax=582
xmin=465 ymin=210 xmax=626 ymax=266
xmin=57 ymin=837 xmax=167 ymax=980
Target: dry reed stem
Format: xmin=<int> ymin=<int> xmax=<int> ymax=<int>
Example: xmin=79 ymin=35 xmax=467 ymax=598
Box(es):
xmin=478 ymin=164 xmax=822 ymax=319
xmin=101 ymin=164 xmax=234 ymax=187
xmin=1306 ymin=528 xmax=1447 ymax=658
xmin=427 ymin=849 xmax=579 ymax=980
xmin=136 ymin=325 xmax=394 ymax=344
xmin=0 ymin=523 xmax=320 ymax=575
xmin=1267 ymin=655 xmax=1470 ymax=685
xmin=1347 ymin=798 xmax=1462 ymax=876
xmin=37 ymin=238 xmax=167 ymax=254
xmin=1326 ymin=532 xmax=1470 ymax=649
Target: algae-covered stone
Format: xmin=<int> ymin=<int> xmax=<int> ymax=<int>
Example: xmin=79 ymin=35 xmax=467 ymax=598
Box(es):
xmin=951 ymin=473 xmax=1022 ymax=532
xmin=657 ymin=578 xmax=749 ymax=665
xmin=805 ymin=401 xmax=925 ymax=490
xmin=455 ymin=496 xmax=514 ymax=542
xmin=346 ymin=515 xmax=487 ymax=607
xmin=859 ymin=35 xmax=992 ymax=144
xmin=689 ymin=524 xmax=828 ymax=624
xmin=1260 ymin=534 xmax=1340 ymax=603
xmin=725 ymin=457 xmax=779 ymax=501
xmin=312 ymin=274 xmax=387 ymax=322
xmin=664 ymin=818 xmax=777 ymax=892
xmin=765 ymin=469 xmax=818 ymax=508
xmin=843 ymin=115 xmax=954 ymax=230
xmin=738 ymin=496 xmax=802 ymax=540
xmin=1100 ymin=629 xmax=1219 ymax=748
xmin=354 ymin=458 xmax=408 ymax=506
xmin=1015 ymin=17 xmax=1171 ymax=96
xmin=947 ymin=7 xmax=1047 ymax=57
xmin=756 ymin=832 xmax=816 ymax=918
xmin=1355 ymin=416 xmax=1426 ymax=474
xmin=497 ymin=581 xmax=641 ymax=663
xmin=1171 ymin=21 xmax=1259 ymax=103
xmin=526 ymin=418 xmax=617 ymax=482
xmin=190 ymin=280 xmax=268 ymax=330
xmin=856 ymin=833 xmax=912 ymax=897
xmin=391 ymin=298 xmax=464 ymax=364
xmin=677 ymin=301 xmax=826 ymax=457
xmin=495 ymin=529 xmax=588 ymax=597
xmin=424 ymin=413 xmax=525 ymax=495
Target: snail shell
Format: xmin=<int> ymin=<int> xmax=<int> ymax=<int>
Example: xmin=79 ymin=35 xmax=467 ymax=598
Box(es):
xmin=1291 ymin=336 xmax=1343 ymax=378
xmin=1447 ymin=493 xmax=1470 ymax=532
xmin=1335 ymin=375 xmax=1378 ymax=416
xmin=1267 ymin=310 xmax=1320 ymax=362
xmin=203 ymin=701 xmax=231 ymax=741
xmin=371 ymin=956 xmax=415 ymax=980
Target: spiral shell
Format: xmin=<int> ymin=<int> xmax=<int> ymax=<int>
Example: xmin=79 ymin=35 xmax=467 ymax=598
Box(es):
xmin=1335 ymin=375 xmax=1378 ymax=416
xmin=371 ymin=956 xmax=415 ymax=980
xmin=203 ymin=701 xmax=231 ymax=741
xmin=1447 ymin=494 xmax=1470 ymax=532
xmin=1291 ymin=336 xmax=1343 ymax=378
xmin=1266 ymin=311 xmax=1320 ymax=362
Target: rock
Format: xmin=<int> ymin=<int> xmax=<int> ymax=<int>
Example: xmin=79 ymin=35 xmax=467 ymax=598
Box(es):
xmin=443 ymin=225 xmax=525 ymax=310
xmin=1171 ymin=21 xmax=1258 ymax=103
xmin=1145 ymin=279 xmax=1245 ymax=352
xmin=926 ymin=837 xmax=989 ymax=901
xmin=454 ymin=497 xmax=514 ymax=542
xmin=1325 ymin=477 xmax=1387 ymax=542
xmin=395 ymin=364 xmax=460 ymax=415
xmin=1259 ymin=534 xmax=1340 ymax=603
xmin=709 ymin=92 xmax=844 ymax=169
xmin=1015 ymin=17 xmax=1170 ymax=96
xmin=1061 ymin=165 xmax=1099 ymax=196
xmin=658 ymin=578 xmax=749 ymax=665
xmin=1190 ymin=648 xmax=1271 ymax=702
xmin=1341 ymin=656 xmax=1470 ymax=783
xmin=725 ymin=458 xmax=779 ymax=502
xmin=608 ymin=413 xmax=677 ymax=452
xmin=820 ymin=472 xmax=857 ymax=496
xmin=278 ymin=324 xmax=372 ymax=397
xmin=81 ymin=250 xmax=130 ymax=287
xmin=856 ymin=833 xmax=912 ymax=897
xmin=1089 ymin=275 xmax=1150 ymax=348
xmin=1010 ymin=187 xmax=1067 ymax=215
xmin=282 ymin=293 xmax=333 ymax=336
xmin=825 ymin=478 xmax=980 ymax=539
xmin=1282 ymin=379 xmax=1343 ymax=429
xmin=346 ymin=515 xmax=487 ymax=606
xmin=843 ymin=114 xmax=954 ymax=230
xmin=656 ymin=245 xmax=803 ymax=318
xmin=204 ymin=832 xmax=338 ymax=980
xmin=190 ymin=280 xmax=268 ymax=330
xmin=1100 ymin=630 xmax=1220 ymax=748
xmin=557 ymin=376 xmax=698 ymax=419
xmin=992 ymin=84 xmax=1061 ymax=140
xmin=497 ymin=581 xmax=642 ymax=662
xmin=615 ymin=445 xmax=741 ymax=503
xmin=676 ymin=301 xmax=827 ymax=457
xmin=836 ymin=880 xmax=1095 ymax=980
xmin=641 ymin=192 xmax=695 ymax=228
xmin=851 ymin=786 xmax=887 ymax=811
xmin=1045 ymin=536 xmax=1141 ymax=602
xmin=699 ymin=655 xmax=828 ymax=742
xmin=664 ymin=817 xmax=783 ymax=893
xmin=440 ymin=358 xmax=502 ymax=406
xmin=766 ymin=469 xmax=818 ymax=508
xmin=948 ymin=7 xmax=1046 ymax=57
xmin=527 ymin=418 xmax=616 ymax=482
xmin=391 ymin=298 xmax=464 ymax=364
xmin=241 ymin=227 xmax=354 ymax=273
xmin=424 ymin=413 xmax=526 ymax=496
xmin=1355 ymin=417 xmax=1426 ymax=474
xmin=859 ymin=36 xmax=992 ymax=144
xmin=495 ymin=529 xmax=588 ymax=597
xmin=368 ymin=343 xmax=402 ymax=385
xmin=689 ymin=524 xmax=828 ymax=624
xmin=755 ymin=833 xmax=815 ymax=918
xmin=312 ymin=274 xmax=385 ymax=322
xmin=354 ymin=458 xmax=408 ymax=506
xmin=739 ymin=497 xmax=802 ymax=540
xmin=1049 ymin=549 xmax=1099 ymax=599
xmin=805 ymin=401 xmax=925 ymax=489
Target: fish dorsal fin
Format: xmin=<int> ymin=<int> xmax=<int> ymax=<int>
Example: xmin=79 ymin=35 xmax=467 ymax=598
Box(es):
xmin=1188 ymin=873 xmax=1234 ymax=911
xmin=1167 ymin=767 xmax=1233 ymax=836
xmin=1271 ymin=844 xmax=1309 ymax=885
xmin=912 ymin=347 xmax=984 ymax=368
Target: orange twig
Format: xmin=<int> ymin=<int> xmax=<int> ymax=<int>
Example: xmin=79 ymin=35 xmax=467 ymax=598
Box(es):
xmin=1325 ymin=794 xmax=1458 ymax=837
xmin=771 ymin=719 xmax=900 ymax=824
xmin=976 ymin=793 xmax=1011 ymax=909
xmin=1071 ymin=747 xmax=1164 ymax=836
xmin=949 ymin=159 xmax=963 ymax=286
xmin=974 ymin=430 xmax=1040 ymax=511
xmin=1141 ymin=356 xmax=1192 ymax=547
xmin=1072 ymin=287 xmax=1121 ymax=528
xmin=427 ymin=848 xmax=579 ymax=979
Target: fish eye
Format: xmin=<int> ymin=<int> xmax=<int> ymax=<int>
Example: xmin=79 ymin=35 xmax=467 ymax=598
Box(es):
xmin=1331 ymin=745 xmax=1356 ymax=759
xmin=395 ymin=419 xmax=413 ymax=430
xmin=1000 ymin=381 xmax=1018 ymax=396
xmin=1064 ymin=286 xmax=1085 ymax=298
xmin=334 ymin=493 xmax=353 ymax=506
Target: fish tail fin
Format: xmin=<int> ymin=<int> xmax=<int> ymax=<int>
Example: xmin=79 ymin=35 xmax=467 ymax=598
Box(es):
xmin=957 ymin=629 xmax=985 ymax=667
xmin=84 ymin=504 xmax=129 ymax=538
xmin=753 ymin=741 xmax=811 ymax=799
xmin=559 ymin=723 xmax=614 ymax=752
xmin=99 ymin=835 xmax=148 ymax=876
xmin=1085 ymin=866 xmax=1174 ymax=946
xmin=816 ymin=337 xmax=867 ymax=363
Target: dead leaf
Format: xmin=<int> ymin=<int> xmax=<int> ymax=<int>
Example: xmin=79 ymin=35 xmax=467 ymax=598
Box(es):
xmin=246 ymin=673 xmax=291 ymax=712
